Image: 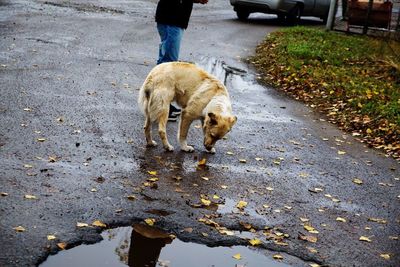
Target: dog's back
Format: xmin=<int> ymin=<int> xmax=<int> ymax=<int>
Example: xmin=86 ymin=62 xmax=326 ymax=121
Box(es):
xmin=138 ymin=62 xmax=222 ymax=122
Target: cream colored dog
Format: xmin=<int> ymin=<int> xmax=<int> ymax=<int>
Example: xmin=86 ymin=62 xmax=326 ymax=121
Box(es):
xmin=138 ymin=62 xmax=237 ymax=153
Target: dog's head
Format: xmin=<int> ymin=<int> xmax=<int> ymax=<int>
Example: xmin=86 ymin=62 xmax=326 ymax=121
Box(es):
xmin=203 ymin=112 xmax=237 ymax=151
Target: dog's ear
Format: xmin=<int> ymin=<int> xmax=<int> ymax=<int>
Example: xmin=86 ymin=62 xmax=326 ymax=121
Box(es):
xmin=208 ymin=112 xmax=218 ymax=126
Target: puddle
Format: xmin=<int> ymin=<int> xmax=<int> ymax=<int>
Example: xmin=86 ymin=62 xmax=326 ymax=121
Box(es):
xmin=40 ymin=224 xmax=291 ymax=267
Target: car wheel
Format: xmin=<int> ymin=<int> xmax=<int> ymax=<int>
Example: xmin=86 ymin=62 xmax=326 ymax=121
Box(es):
xmin=288 ymin=4 xmax=302 ymax=25
xmin=236 ymin=9 xmax=250 ymax=20
xmin=277 ymin=13 xmax=286 ymax=22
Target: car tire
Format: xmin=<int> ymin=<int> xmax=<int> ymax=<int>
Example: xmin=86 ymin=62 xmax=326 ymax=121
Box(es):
xmin=277 ymin=13 xmax=286 ymax=22
xmin=287 ymin=4 xmax=302 ymax=25
xmin=236 ymin=9 xmax=250 ymax=20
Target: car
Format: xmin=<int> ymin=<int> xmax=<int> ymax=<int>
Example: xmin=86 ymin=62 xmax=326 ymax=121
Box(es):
xmin=229 ymin=0 xmax=331 ymax=23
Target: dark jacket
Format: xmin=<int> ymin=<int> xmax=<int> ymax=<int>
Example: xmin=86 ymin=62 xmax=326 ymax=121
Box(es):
xmin=155 ymin=0 xmax=194 ymax=29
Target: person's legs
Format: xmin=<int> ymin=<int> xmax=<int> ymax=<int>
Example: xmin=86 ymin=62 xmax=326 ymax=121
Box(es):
xmin=157 ymin=24 xmax=183 ymax=64
xmin=156 ymin=23 xmax=183 ymax=121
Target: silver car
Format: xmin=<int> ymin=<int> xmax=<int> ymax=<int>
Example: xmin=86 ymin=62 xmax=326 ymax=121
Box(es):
xmin=230 ymin=0 xmax=331 ymax=23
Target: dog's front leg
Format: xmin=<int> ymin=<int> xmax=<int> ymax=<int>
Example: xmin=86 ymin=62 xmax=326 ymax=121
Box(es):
xmin=178 ymin=112 xmax=194 ymax=152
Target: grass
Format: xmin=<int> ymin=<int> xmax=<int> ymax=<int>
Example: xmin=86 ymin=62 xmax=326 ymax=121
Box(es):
xmin=250 ymin=26 xmax=400 ymax=160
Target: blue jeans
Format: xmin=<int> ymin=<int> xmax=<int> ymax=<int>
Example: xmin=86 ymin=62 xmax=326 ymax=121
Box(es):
xmin=157 ymin=23 xmax=184 ymax=65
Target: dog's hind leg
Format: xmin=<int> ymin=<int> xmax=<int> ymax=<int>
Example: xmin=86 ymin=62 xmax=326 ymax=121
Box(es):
xmin=158 ymin=111 xmax=174 ymax=152
xmin=144 ymin=114 xmax=157 ymax=147
xmin=178 ymin=111 xmax=194 ymax=152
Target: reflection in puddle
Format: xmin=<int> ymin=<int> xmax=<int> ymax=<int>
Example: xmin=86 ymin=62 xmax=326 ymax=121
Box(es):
xmin=41 ymin=224 xmax=291 ymax=267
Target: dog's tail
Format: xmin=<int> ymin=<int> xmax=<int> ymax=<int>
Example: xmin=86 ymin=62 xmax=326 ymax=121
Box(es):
xmin=138 ymin=73 xmax=172 ymax=122
xmin=138 ymin=75 xmax=151 ymax=115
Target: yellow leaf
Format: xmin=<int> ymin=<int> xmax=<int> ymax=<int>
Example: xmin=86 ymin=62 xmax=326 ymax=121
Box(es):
xmin=273 ymin=254 xmax=283 ymax=260
xmin=212 ymin=195 xmax=220 ymax=199
xmin=76 ymin=222 xmax=89 ymax=228
xmin=147 ymin=177 xmax=159 ymax=182
xmin=24 ymin=164 xmax=34 ymax=168
xmin=266 ymin=187 xmax=274 ymax=191
xmin=198 ymin=158 xmax=207 ymax=166
xmin=368 ymin=218 xmax=387 ymax=224
xmin=226 ymin=151 xmax=234 ymax=155
xmin=201 ymin=198 xmax=211 ymax=206
xmin=300 ymin=217 xmax=309 ymax=222
xmin=249 ymin=239 xmax=262 ymax=246
xmin=13 ymin=226 xmax=26 ymax=232
xmin=299 ymin=234 xmax=318 ymax=243
xmin=145 ymin=218 xmax=155 ymax=226
xmin=239 ymin=159 xmax=247 ymax=163
xmin=57 ymin=242 xmax=67 ymax=250
xmin=37 ymin=138 xmax=46 ymax=142
xmin=236 ymin=200 xmax=247 ymax=210
xmin=380 ymin=254 xmax=390 ymax=260
xmin=220 ymin=185 xmax=228 ymax=189
xmin=309 ymin=264 xmax=321 ymax=267
xmin=359 ymin=236 xmax=372 ymax=242
xmin=1 ymin=192 xmax=8 ymax=196
xmin=92 ymin=220 xmax=107 ymax=228
xmin=338 ymin=150 xmax=346 ymax=155
xmin=255 ymin=157 xmax=263 ymax=161
xmin=304 ymin=225 xmax=319 ymax=234
xmin=47 ymin=235 xmax=56 ymax=240
xmin=352 ymin=178 xmax=363 ymax=185
xmin=24 ymin=194 xmax=37 ymax=200
xmin=147 ymin=171 xmax=157 ymax=175
xmin=232 ymin=253 xmax=242 ymax=260
xmin=336 ymin=217 xmax=347 ymax=223
xmin=127 ymin=195 xmax=136 ymax=200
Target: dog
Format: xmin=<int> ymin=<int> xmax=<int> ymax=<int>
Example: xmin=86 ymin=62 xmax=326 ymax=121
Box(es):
xmin=138 ymin=62 xmax=237 ymax=153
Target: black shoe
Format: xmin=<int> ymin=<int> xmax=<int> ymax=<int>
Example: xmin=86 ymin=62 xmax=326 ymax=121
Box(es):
xmin=168 ymin=112 xmax=179 ymax=121
xmin=170 ymin=104 xmax=181 ymax=115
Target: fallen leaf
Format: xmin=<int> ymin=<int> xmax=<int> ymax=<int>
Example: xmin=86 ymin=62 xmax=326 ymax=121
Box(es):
xmin=92 ymin=220 xmax=107 ymax=228
xmin=380 ymin=254 xmax=390 ymax=260
xmin=24 ymin=164 xmax=33 ymax=168
xmin=233 ymin=253 xmax=242 ymax=260
xmin=249 ymin=239 xmax=262 ymax=246
xmin=304 ymin=225 xmax=319 ymax=234
xmin=236 ymin=200 xmax=247 ymax=210
xmin=239 ymin=159 xmax=247 ymax=163
xmin=24 ymin=194 xmax=37 ymax=200
xmin=266 ymin=187 xmax=274 ymax=191
xmin=147 ymin=171 xmax=157 ymax=175
xmin=336 ymin=217 xmax=347 ymax=223
xmin=255 ymin=157 xmax=263 ymax=161
xmin=57 ymin=242 xmax=67 ymax=250
xmin=47 ymin=235 xmax=56 ymax=240
xmin=1 ymin=192 xmax=9 ymax=196
xmin=127 ymin=195 xmax=136 ymax=200
xmin=147 ymin=177 xmax=159 ymax=182
xmin=183 ymin=227 xmax=193 ymax=233
xmin=220 ymin=185 xmax=228 ymax=189
xmin=298 ymin=234 xmax=318 ymax=243
xmin=273 ymin=254 xmax=283 ymax=260
xmin=359 ymin=236 xmax=372 ymax=242
xmin=226 ymin=151 xmax=234 ymax=155
xmin=200 ymin=198 xmax=211 ymax=206
xmin=37 ymin=138 xmax=46 ymax=142
xmin=338 ymin=150 xmax=346 ymax=155
xmin=145 ymin=218 xmax=155 ymax=226
xmin=368 ymin=218 xmax=387 ymax=224
xmin=300 ymin=217 xmax=309 ymax=222
xmin=76 ymin=222 xmax=89 ymax=228
xmin=309 ymin=264 xmax=321 ymax=267
xmin=13 ymin=226 xmax=26 ymax=232
xmin=352 ymin=178 xmax=363 ymax=185
xmin=198 ymin=158 xmax=207 ymax=166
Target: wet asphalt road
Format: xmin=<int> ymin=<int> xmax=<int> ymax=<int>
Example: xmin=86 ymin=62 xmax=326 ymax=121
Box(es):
xmin=0 ymin=0 xmax=399 ymax=266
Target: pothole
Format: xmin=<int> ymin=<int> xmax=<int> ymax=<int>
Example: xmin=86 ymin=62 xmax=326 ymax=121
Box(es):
xmin=40 ymin=224 xmax=291 ymax=267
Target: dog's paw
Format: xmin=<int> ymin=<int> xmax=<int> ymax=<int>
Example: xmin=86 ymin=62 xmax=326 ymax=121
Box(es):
xmin=181 ymin=145 xmax=194 ymax=153
xmin=164 ymin=145 xmax=174 ymax=152
xmin=146 ymin=140 xmax=157 ymax=147
xmin=207 ymin=147 xmax=216 ymax=154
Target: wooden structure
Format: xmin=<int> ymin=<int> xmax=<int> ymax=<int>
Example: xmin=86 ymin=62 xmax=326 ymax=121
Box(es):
xmin=346 ymin=0 xmax=393 ymax=31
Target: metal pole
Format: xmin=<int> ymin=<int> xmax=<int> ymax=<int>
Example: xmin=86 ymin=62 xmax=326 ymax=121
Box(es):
xmin=363 ymin=0 xmax=374 ymax=34
xmin=326 ymin=0 xmax=338 ymax=30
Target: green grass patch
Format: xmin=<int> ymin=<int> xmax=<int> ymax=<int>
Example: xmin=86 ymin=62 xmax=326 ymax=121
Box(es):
xmin=251 ymin=26 xmax=400 ymax=158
